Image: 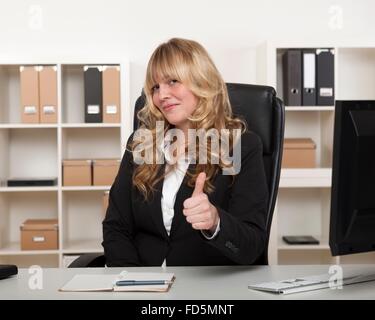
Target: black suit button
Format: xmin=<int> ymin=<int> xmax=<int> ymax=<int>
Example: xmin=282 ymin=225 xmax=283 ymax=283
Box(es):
xmin=225 ymin=241 xmax=239 ymax=253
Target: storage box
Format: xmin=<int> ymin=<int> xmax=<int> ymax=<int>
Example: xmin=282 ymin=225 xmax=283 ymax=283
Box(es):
xmin=63 ymin=159 xmax=92 ymax=186
xmin=39 ymin=66 xmax=58 ymax=123
xmin=282 ymin=138 xmax=316 ymax=168
xmin=102 ymin=66 xmax=121 ymax=123
xmin=103 ymin=191 xmax=109 ymax=217
xmin=20 ymin=66 xmax=40 ymax=123
xmin=93 ymin=159 xmax=120 ymax=186
xmin=20 ymin=219 xmax=58 ymax=250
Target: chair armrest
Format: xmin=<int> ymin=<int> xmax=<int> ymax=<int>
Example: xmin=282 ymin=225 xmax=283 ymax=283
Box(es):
xmin=68 ymin=253 xmax=106 ymax=268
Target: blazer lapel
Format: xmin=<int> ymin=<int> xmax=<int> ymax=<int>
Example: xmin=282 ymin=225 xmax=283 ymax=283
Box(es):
xmin=149 ymin=164 xmax=169 ymax=240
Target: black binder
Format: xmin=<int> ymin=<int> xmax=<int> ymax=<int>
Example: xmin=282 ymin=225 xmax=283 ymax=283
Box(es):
xmin=84 ymin=66 xmax=103 ymax=123
xmin=282 ymin=50 xmax=302 ymax=106
xmin=316 ymin=49 xmax=335 ymax=106
xmin=302 ymin=50 xmax=316 ymax=106
xmin=0 ymin=264 xmax=18 ymax=279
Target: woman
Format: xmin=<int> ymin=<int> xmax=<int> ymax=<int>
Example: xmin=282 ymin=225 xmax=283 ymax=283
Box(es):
xmin=102 ymin=38 xmax=269 ymax=266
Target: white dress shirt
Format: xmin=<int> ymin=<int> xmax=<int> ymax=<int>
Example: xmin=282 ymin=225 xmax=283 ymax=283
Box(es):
xmin=160 ymin=137 xmax=220 ymax=267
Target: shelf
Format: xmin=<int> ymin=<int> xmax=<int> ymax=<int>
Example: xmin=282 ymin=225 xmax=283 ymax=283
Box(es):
xmin=62 ymin=239 xmax=103 ymax=254
xmin=0 ymin=60 xmax=128 ymax=268
xmin=279 ymin=168 xmax=332 ymax=188
xmin=61 ymin=123 xmax=121 ymax=128
xmin=0 ymin=124 xmax=122 ymax=129
xmin=0 ymin=186 xmax=58 ymax=192
xmin=337 ymin=48 xmax=375 ymax=100
xmin=61 ymin=127 xmax=121 ymax=159
xmin=0 ymin=124 xmax=58 ymax=129
xmin=0 ymin=128 xmax=58 ymax=180
xmin=257 ymin=43 xmax=375 ymax=265
xmin=278 ymin=236 xmax=330 ymax=250
xmin=0 ymin=242 xmax=59 ymax=255
xmin=62 ymin=186 xmax=110 ymax=191
xmin=285 ymin=106 xmax=334 ymax=111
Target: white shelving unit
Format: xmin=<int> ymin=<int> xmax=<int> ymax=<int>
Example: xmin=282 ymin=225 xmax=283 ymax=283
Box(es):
xmin=285 ymin=106 xmax=334 ymax=111
xmin=257 ymin=41 xmax=375 ymax=265
xmin=0 ymin=59 xmax=131 ymax=268
xmin=279 ymin=169 xmax=332 ymax=188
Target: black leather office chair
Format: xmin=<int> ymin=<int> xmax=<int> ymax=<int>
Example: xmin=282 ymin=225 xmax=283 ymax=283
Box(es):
xmin=226 ymin=83 xmax=284 ymax=264
xmin=69 ymin=83 xmax=284 ymax=267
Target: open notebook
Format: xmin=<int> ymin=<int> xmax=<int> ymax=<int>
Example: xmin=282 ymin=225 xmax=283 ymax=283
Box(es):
xmin=59 ymin=271 xmax=175 ymax=292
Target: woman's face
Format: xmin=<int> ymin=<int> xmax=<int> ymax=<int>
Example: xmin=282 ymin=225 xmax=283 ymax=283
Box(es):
xmin=152 ymin=79 xmax=198 ymax=131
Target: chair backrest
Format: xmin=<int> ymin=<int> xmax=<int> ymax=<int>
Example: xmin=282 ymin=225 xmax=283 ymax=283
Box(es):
xmin=134 ymin=83 xmax=285 ymax=265
xmin=227 ymin=83 xmax=284 ymax=264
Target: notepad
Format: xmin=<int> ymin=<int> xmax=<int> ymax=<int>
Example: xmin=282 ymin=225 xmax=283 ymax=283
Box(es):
xmin=59 ymin=271 xmax=175 ymax=292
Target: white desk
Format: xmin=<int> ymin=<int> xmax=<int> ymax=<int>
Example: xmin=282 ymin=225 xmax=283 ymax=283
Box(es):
xmin=1 ymin=265 xmax=375 ymax=300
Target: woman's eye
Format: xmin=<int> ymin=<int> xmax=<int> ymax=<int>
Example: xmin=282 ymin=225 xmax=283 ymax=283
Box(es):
xmin=152 ymin=84 xmax=160 ymax=92
xmin=169 ymin=79 xmax=178 ymax=85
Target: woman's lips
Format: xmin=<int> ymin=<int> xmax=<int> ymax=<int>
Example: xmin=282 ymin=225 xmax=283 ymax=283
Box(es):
xmin=163 ymin=104 xmax=178 ymax=111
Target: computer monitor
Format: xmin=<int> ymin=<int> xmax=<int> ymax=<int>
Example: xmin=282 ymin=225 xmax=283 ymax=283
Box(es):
xmin=330 ymin=100 xmax=375 ymax=256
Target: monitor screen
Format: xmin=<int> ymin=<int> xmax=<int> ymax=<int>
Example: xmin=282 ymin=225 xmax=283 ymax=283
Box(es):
xmin=330 ymin=100 xmax=375 ymax=256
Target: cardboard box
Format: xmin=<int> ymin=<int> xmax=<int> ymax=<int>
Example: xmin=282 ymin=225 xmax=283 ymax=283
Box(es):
xmin=102 ymin=66 xmax=121 ymax=123
xmin=20 ymin=66 xmax=40 ymax=123
xmin=282 ymin=138 xmax=316 ymax=168
xmin=103 ymin=191 xmax=109 ymax=217
xmin=63 ymin=159 xmax=92 ymax=186
xmin=39 ymin=66 xmax=58 ymax=123
xmin=93 ymin=159 xmax=120 ymax=186
xmin=20 ymin=219 xmax=58 ymax=250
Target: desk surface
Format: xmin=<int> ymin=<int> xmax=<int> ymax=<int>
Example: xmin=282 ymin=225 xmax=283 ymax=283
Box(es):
xmin=1 ymin=265 xmax=375 ymax=300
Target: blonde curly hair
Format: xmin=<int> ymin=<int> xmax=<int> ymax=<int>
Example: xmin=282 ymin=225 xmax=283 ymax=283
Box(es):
xmin=131 ymin=38 xmax=246 ymax=201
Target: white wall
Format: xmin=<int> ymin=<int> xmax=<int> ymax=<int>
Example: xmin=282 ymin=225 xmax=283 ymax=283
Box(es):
xmin=1 ymin=0 xmax=374 ymax=108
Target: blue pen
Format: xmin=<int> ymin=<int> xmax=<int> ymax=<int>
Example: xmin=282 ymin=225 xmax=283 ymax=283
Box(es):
xmin=115 ymin=280 xmax=171 ymax=286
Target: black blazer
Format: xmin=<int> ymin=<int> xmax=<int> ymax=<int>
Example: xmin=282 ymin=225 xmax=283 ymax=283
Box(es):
xmin=102 ymin=131 xmax=269 ymax=266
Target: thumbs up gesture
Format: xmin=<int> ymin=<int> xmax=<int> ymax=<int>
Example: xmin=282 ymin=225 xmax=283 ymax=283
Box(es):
xmin=183 ymin=172 xmax=220 ymax=233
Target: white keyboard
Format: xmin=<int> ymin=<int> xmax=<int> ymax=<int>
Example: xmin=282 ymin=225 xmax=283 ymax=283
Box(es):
xmin=249 ymin=273 xmax=375 ymax=294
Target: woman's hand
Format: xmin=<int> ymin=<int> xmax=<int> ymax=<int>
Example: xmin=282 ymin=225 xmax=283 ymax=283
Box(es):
xmin=183 ymin=172 xmax=219 ymax=233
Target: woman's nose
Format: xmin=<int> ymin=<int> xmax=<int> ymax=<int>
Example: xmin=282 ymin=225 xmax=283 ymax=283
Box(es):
xmin=158 ymin=84 xmax=171 ymax=100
